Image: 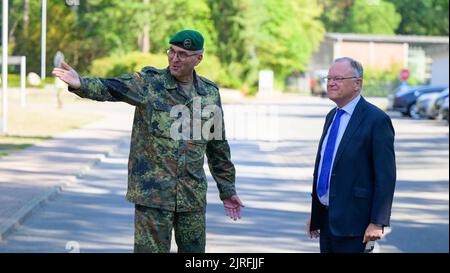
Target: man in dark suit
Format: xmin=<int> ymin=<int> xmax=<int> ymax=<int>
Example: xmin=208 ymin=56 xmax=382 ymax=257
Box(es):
xmin=307 ymin=57 xmax=396 ymax=253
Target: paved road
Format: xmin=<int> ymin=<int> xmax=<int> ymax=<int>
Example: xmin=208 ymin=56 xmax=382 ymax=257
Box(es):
xmin=0 ymin=96 xmax=448 ymax=252
xmin=0 ymin=140 xmax=134 ymax=253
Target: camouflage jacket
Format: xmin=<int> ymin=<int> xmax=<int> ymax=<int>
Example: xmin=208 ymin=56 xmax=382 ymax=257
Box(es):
xmin=69 ymin=67 xmax=236 ymax=212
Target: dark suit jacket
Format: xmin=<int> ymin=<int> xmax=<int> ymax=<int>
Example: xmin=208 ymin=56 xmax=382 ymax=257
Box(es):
xmin=310 ymin=96 xmax=396 ymax=237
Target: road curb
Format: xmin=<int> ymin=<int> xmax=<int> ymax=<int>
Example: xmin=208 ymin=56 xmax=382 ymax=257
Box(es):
xmin=0 ymin=139 xmax=128 ymax=241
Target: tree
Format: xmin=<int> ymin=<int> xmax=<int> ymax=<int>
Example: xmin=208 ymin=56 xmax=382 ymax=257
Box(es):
xmin=148 ymin=0 xmax=217 ymax=55
xmin=247 ymin=0 xmax=325 ymax=86
xmin=342 ymin=0 xmax=401 ymax=34
xmin=387 ymin=0 xmax=449 ymax=36
xmin=12 ymin=0 xmax=81 ymax=73
xmin=209 ymin=0 xmax=324 ymax=89
xmin=5 ymin=0 xmax=325 ymax=91
xmin=139 ymin=0 xmax=151 ymax=53
xmin=318 ymin=0 xmax=401 ymax=35
xmin=208 ymin=0 xmax=260 ymax=87
xmin=76 ymin=0 xmax=149 ymax=56
xmin=318 ymin=0 xmax=354 ymax=33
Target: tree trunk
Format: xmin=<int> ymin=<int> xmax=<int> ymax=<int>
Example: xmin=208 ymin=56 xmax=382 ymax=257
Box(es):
xmin=23 ymin=0 xmax=29 ymax=35
xmin=140 ymin=0 xmax=151 ymax=53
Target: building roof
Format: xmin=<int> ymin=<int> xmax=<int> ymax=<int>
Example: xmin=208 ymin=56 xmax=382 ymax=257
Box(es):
xmin=326 ymin=32 xmax=449 ymax=44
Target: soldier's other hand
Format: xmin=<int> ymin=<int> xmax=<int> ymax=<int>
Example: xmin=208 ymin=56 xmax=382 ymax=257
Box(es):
xmin=223 ymin=195 xmax=244 ymax=221
xmin=52 ymin=61 xmax=81 ymax=90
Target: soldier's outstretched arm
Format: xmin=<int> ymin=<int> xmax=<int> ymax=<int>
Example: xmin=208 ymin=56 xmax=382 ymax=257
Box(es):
xmin=52 ymin=61 xmax=146 ymax=106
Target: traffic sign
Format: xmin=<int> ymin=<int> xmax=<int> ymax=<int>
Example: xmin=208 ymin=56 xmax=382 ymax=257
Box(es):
xmin=400 ymin=69 xmax=409 ymax=81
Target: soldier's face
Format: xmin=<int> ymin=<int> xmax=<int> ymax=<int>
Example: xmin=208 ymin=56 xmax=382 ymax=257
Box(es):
xmin=168 ymin=45 xmax=203 ymax=80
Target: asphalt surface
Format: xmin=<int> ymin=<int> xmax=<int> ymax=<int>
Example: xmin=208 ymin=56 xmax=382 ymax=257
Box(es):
xmin=0 ymin=96 xmax=448 ymax=253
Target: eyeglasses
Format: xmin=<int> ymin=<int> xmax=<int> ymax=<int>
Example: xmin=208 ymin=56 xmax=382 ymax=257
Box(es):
xmin=166 ymin=48 xmax=199 ymax=61
xmin=323 ymin=76 xmax=360 ymax=82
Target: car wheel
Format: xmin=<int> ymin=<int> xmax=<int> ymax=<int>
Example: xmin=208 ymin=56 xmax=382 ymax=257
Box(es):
xmin=408 ymin=104 xmax=421 ymax=119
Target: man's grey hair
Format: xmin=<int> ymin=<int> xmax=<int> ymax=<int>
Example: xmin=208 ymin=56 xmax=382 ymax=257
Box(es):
xmin=334 ymin=57 xmax=364 ymax=79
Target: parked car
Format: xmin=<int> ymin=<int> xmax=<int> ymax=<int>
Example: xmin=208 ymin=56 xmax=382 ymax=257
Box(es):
xmin=387 ymin=85 xmax=420 ymax=111
xmin=431 ymin=88 xmax=449 ymax=119
xmin=310 ymin=70 xmax=328 ymax=97
xmin=416 ymin=92 xmax=443 ymax=119
xmin=438 ymin=96 xmax=449 ymax=123
xmin=388 ymin=85 xmax=447 ymax=118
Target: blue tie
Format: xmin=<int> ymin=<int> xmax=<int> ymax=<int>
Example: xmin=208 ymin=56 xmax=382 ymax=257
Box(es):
xmin=318 ymin=109 xmax=345 ymax=198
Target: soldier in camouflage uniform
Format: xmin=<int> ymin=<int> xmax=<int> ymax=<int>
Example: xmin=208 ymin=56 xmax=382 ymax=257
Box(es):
xmin=52 ymin=30 xmax=244 ymax=253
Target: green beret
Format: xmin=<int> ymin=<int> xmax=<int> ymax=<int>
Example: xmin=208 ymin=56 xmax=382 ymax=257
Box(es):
xmin=169 ymin=30 xmax=204 ymax=51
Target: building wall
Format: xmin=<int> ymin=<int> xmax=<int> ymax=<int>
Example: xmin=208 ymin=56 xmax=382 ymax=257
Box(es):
xmin=334 ymin=41 xmax=406 ymax=70
xmin=408 ymin=46 xmax=430 ymax=83
xmin=307 ymin=34 xmax=448 ymax=92
xmin=430 ymin=51 xmax=449 ymax=86
xmin=309 ymin=39 xmax=334 ymax=71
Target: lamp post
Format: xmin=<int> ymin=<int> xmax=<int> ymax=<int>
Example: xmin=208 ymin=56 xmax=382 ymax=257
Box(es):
xmin=2 ymin=0 xmax=9 ymax=133
xmin=41 ymin=0 xmax=47 ymax=80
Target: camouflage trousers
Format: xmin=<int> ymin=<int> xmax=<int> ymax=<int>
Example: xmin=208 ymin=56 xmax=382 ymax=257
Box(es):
xmin=134 ymin=204 xmax=206 ymax=253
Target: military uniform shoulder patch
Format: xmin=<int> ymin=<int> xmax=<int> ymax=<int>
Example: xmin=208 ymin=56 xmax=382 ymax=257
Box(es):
xmin=198 ymin=76 xmax=218 ymax=90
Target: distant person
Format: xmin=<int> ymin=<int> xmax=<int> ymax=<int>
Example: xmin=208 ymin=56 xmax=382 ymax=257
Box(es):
xmin=53 ymin=29 xmax=244 ymax=253
xmin=306 ymin=57 xmax=396 ymax=253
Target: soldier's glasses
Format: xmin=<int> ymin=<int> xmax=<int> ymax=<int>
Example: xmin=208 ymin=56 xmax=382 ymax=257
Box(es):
xmin=167 ymin=48 xmax=200 ymax=61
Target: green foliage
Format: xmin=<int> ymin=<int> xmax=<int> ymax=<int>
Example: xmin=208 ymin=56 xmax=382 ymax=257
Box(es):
xmin=362 ymin=65 xmax=426 ymax=97
xmin=11 ymin=0 xmax=445 ymax=95
xmin=3 ymin=73 xmax=55 ymax=88
xmin=342 ymin=0 xmax=401 ymax=34
xmin=364 ymin=67 xmax=399 ymax=96
xmin=89 ymin=52 xmax=167 ymax=77
xmin=208 ymin=0 xmax=324 ymax=91
xmin=208 ymin=0 xmax=255 ymax=89
xmin=319 ymin=0 xmax=448 ymax=36
xmin=195 ymin=54 xmax=224 ymax=84
xmin=387 ymin=0 xmax=449 ymax=35
xmin=148 ymin=0 xmax=218 ymax=55
xmin=318 ymin=0 xmax=354 ymax=33
xmin=5 ymin=74 xmax=22 ymax=87
xmin=216 ymin=62 xmax=250 ymax=90
xmin=88 ymin=51 xmax=224 ymax=85
xmin=12 ymin=1 xmax=73 ymax=75
xmin=76 ymin=0 xmax=149 ymax=55
xmin=255 ymin=0 xmax=324 ymax=78
xmin=319 ymin=0 xmax=401 ymax=34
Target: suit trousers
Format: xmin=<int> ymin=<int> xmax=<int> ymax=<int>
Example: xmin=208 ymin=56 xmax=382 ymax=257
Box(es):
xmin=319 ymin=207 xmax=366 ymax=253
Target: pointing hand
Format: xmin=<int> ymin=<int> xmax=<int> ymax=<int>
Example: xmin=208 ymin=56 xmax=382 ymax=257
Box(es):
xmin=52 ymin=61 xmax=81 ymax=90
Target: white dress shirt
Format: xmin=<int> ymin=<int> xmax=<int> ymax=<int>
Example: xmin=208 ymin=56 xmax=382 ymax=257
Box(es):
xmin=317 ymin=95 xmax=361 ymax=206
